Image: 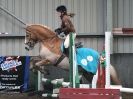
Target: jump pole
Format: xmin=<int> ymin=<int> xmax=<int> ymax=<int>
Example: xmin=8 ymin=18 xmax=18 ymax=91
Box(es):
xmin=42 ymin=78 xmax=70 ymax=87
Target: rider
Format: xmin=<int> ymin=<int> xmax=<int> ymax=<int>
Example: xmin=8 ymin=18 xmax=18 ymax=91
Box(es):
xmin=55 ymin=5 xmax=76 ymax=56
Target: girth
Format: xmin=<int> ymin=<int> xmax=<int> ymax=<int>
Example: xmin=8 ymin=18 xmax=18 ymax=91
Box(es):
xmin=54 ymin=54 xmax=66 ymax=66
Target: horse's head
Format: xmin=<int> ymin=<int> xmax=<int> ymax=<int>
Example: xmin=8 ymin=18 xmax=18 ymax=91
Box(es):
xmin=25 ymin=24 xmax=58 ymax=51
xmin=25 ymin=25 xmax=38 ymax=51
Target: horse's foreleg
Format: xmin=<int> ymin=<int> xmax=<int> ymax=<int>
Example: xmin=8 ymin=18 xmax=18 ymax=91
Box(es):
xmin=35 ymin=59 xmax=51 ymax=66
xmin=34 ymin=59 xmax=51 ymax=74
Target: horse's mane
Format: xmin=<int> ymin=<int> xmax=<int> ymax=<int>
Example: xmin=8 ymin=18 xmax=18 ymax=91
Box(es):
xmin=33 ymin=24 xmax=52 ymax=31
xmin=27 ymin=24 xmax=56 ymax=35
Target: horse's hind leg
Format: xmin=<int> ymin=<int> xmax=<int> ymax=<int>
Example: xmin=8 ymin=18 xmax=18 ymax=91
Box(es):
xmin=110 ymin=65 xmax=121 ymax=85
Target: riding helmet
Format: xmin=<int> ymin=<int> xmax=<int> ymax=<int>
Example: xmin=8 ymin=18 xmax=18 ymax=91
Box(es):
xmin=56 ymin=5 xmax=67 ymax=12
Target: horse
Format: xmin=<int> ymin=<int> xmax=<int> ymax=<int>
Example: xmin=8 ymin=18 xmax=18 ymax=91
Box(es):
xmin=25 ymin=24 xmax=121 ymax=85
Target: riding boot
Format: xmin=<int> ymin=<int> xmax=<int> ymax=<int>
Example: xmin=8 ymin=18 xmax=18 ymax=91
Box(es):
xmin=64 ymin=47 xmax=69 ymax=57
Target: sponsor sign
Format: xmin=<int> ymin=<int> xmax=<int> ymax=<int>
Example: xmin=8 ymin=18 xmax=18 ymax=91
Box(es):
xmin=0 ymin=56 xmax=30 ymax=92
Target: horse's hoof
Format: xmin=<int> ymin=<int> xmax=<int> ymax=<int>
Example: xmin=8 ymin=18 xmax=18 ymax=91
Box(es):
xmin=35 ymin=63 xmax=40 ymax=66
xmin=40 ymin=69 xmax=50 ymax=75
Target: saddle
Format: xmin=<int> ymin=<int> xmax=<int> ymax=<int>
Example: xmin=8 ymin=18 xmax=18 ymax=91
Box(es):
xmin=63 ymin=42 xmax=83 ymax=57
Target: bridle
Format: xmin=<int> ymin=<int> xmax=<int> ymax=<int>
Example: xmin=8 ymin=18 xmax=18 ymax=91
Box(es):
xmin=25 ymin=32 xmax=37 ymax=51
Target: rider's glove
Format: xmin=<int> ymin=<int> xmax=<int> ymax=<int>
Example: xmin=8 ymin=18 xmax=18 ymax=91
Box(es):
xmin=55 ymin=28 xmax=62 ymax=35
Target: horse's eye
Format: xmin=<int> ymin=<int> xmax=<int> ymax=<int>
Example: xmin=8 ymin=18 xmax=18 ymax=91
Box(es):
xmin=26 ymin=34 xmax=30 ymax=37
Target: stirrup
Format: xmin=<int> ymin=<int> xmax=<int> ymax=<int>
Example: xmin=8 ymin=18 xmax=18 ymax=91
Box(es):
xmin=64 ymin=48 xmax=69 ymax=57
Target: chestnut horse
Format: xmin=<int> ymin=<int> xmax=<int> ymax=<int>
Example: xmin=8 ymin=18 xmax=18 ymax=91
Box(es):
xmin=25 ymin=24 xmax=121 ymax=85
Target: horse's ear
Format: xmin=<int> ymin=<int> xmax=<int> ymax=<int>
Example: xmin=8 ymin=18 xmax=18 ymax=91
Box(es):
xmin=24 ymin=27 xmax=29 ymax=32
xmin=24 ymin=24 xmax=31 ymax=29
xmin=24 ymin=25 xmax=28 ymax=30
xmin=25 ymin=25 xmax=31 ymax=31
xmin=22 ymin=25 xmax=28 ymax=30
xmin=26 ymin=24 xmax=31 ymax=26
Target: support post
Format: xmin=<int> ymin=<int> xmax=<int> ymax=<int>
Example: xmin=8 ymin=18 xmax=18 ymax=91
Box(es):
xmin=38 ymin=71 xmax=42 ymax=90
xmin=105 ymin=32 xmax=112 ymax=88
xmin=69 ymin=33 xmax=80 ymax=88
xmin=106 ymin=0 xmax=113 ymax=31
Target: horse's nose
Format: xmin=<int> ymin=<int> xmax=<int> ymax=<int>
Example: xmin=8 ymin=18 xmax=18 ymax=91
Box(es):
xmin=25 ymin=46 xmax=29 ymax=51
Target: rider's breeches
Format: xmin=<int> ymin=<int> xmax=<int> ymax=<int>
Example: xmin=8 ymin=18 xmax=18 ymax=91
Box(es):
xmin=64 ymin=33 xmax=76 ymax=48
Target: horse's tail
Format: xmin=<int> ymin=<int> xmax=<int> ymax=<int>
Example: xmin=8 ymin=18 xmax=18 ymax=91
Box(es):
xmin=68 ymin=13 xmax=75 ymax=18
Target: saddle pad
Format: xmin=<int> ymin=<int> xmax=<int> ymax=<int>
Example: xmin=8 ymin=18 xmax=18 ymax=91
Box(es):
xmin=76 ymin=48 xmax=100 ymax=74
